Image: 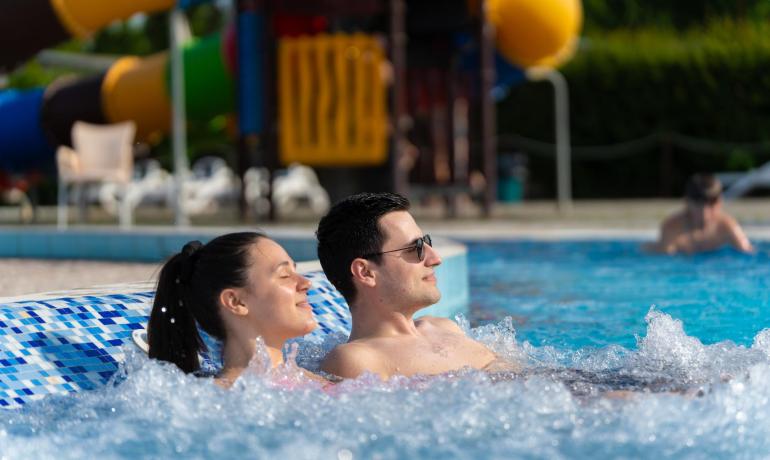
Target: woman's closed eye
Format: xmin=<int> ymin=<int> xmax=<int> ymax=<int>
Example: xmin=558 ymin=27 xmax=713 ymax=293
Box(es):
xmin=275 ymin=261 xmax=298 ymax=279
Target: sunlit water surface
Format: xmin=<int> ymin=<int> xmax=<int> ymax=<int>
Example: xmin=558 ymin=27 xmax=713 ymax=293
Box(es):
xmin=2 ymin=241 xmax=770 ymax=459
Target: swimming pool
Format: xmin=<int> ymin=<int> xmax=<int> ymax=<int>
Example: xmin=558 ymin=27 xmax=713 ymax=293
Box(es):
xmin=467 ymin=241 xmax=770 ymax=349
xmin=2 ymin=240 xmax=770 ymax=459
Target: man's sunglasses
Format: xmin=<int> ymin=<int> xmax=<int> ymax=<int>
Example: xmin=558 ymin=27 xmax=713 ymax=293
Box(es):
xmin=362 ymin=234 xmax=433 ymax=262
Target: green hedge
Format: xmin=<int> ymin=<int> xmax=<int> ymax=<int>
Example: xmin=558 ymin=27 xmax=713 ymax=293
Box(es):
xmin=498 ymin=21 xmax=770 ymax=198
xmin=582 ymin=0 xmax=770 ymax=30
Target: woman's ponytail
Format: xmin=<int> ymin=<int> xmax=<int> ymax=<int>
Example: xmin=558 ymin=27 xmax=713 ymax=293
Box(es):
xmin=148 ymin=242 xmax=205 ymax=373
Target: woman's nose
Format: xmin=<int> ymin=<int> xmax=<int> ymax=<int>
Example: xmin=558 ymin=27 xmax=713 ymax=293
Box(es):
xmin=297 ymin=274 xmax=312 ymax=291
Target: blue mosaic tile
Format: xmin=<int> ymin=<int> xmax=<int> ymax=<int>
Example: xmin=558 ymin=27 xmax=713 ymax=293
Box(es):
xmin=0 ymin=270 xmax=351 ymax=409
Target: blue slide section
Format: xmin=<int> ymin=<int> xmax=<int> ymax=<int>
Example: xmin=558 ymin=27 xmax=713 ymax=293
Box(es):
xmin=0 ymin=89 xmax=55 ymax=171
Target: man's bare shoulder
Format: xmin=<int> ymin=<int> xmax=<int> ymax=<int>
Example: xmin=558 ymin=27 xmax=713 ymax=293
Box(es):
xmin=415 ymin=316 xmax=464 ymax=334
xmin=717 ymin=213 xmax=755 ymax=252
xmin=717 ymin=212 xmax=740 ymax=229
xmin=320 ymin=341 xmax=386 ymax=379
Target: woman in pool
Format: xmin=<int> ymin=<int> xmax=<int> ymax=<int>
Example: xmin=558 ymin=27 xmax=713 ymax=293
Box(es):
xmin=147 ymin=232 xmax=319 ymax=387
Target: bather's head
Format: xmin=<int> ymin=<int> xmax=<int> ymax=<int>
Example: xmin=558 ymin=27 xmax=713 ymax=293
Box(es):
xmin=316 ymin=192 xmax=442 ymax=315
xmin=684 ymin=173 xmax=723 ymax=228
xmin=148 ymin=232 xmax=315 ymax=374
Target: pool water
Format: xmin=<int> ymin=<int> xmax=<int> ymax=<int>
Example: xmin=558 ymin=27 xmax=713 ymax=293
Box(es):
xmin=2 ymin=241 xmax=770 ymax=459
xmin=467 ymin=241 xmax=770 ymax=349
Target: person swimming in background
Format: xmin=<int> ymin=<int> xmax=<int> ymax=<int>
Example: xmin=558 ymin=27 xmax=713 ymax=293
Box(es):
xmin=648 ymin=173 xmax=754 ymax=255
xmin=147 ymin=232 xmax=321 ymax=387
xmin=316 ymin=192 xmax=519 ymax=380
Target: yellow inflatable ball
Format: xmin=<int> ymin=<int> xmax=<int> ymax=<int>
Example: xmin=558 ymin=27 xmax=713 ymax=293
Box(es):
xmin=482 ymin=0 xmax=582 ymax=69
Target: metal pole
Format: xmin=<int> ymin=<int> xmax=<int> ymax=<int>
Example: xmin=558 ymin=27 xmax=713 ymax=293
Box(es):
xmin=526 ymin=67 xmax=572 ymax=213
xmin=169 ymin=8 xmax=190 ymax=226
xmin=389 ymin=0 xmax=408 ymax=196
xmin=236 ymin=0 xmax=263 ymax=221
xmin=479 ymin=0 xmax=497 ymax=217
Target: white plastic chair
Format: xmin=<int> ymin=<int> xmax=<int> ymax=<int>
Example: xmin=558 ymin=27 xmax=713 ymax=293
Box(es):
xmin=98 ymin=159 xmax=173 ymax=216
xmin=721 ymin=161 xmax=770 ymax=199
xmin=184 ymin=156 xmax=239 ymax=215
xmin=272 ymin=163 xmax=330 ymax=217
xmin=56 ymin=121 xmax=136 ymax=228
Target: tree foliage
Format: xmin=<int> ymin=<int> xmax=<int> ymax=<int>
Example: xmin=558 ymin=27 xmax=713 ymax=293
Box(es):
xmin=583 ymin=0 xmax=770 ymax=31
xmin=499 ymin=21 xmax=770 ymax=198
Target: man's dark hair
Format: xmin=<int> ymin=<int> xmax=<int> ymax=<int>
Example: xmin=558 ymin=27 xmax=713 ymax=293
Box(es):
xmin=316 ymin=192 xmax=410 ymax=304
xmin=685 ymin=173 xmax=722 ymax=204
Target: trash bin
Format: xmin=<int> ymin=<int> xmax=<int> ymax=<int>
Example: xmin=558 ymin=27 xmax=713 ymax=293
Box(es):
xmin=498 ymin=153 xmax=528 ymax=202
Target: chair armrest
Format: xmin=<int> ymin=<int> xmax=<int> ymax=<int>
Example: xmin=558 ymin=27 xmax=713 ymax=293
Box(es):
xmin=56 ymin=146 xmax=80 ymax=181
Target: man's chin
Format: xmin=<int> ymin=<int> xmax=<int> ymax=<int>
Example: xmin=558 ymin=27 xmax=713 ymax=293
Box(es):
xmin=422 ymin=290 xmax=442 ymax=307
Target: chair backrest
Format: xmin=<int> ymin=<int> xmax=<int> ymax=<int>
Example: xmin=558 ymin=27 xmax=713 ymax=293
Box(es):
xmin=71 ymin=121 xmax=136 ymax=182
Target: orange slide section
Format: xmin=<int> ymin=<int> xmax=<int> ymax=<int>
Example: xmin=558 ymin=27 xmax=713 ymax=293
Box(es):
xmin=49 ymin=0 xmax=175 ymax=38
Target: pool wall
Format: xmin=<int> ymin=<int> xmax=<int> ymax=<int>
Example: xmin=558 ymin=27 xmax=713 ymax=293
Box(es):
xmin=0 ymin=227 xmax=318 ymax=262
xmin=0 ymin=226 xmax=468 ymax=318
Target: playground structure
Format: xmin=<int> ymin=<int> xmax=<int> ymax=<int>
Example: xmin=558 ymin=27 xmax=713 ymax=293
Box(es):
xmin=0 ymin=0 xmax=582 ymax=221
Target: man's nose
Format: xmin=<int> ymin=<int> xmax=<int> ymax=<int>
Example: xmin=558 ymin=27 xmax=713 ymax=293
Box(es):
xmin=424 ymin=243 xmax=442 ymax=266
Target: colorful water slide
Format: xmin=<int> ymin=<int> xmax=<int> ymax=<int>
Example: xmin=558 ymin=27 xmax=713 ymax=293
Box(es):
xmin=0 ymin=0 xmax=583 ymax=172
xmin=0 ymin=0 xmax=236 ymax=172
xmin=0 ymin=0 xmax=175 ymax=72
xmin=0 ymin=35 xmax=235 ymax=171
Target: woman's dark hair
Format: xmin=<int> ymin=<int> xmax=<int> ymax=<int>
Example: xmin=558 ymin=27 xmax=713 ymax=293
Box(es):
xmin=148 ymin=232 xmax=264 ymax=373
xmin=316 ymin=192 xmax=410 ymax=304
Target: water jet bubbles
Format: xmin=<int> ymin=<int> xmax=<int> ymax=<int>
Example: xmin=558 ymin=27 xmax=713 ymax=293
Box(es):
xmin=337 ymin=448 xmax=353 ymax=460
xmin=752 ymin=329 xmax=770 ymax=358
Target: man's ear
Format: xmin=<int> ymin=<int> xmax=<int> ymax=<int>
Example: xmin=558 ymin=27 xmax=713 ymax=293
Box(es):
xmin=350 ymin=258 xmax=377 ymax=288
xmin=219 ymin=288 xmax=249 ymax=316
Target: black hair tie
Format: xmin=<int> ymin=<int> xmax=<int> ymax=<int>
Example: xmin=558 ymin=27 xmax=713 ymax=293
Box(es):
xmin=178 ymin=240 xmax=204 ymax=285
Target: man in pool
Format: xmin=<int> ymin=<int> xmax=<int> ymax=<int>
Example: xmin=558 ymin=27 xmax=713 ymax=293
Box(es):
xmin=316 ymin=192 xmax=516 ymax=380
xmin=649 ymin=173 xmax=754 ymax=255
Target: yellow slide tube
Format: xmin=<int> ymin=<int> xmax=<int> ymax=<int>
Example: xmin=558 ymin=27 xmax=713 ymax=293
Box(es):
xmin=50 ymin=0 xmax=175 ymax=37
xmin=101 ymin=53 xmax=172 ymax=140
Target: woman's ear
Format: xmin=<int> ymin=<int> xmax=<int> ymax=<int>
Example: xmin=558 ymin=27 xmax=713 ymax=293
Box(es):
xmin=351 ymin=258 xmax=376 ymax=288
xmin=219 ymin=288 xmax=249 ymax=316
